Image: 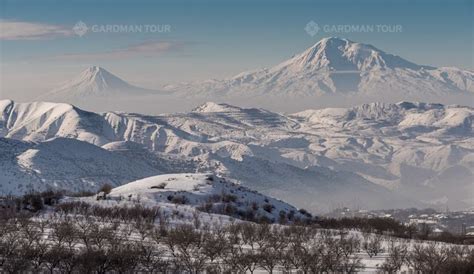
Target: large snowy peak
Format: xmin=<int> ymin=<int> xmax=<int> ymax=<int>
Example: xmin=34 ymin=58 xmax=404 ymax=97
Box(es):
xmin=276 ymin=37 xmax=423 ymax=72
xmin=168 ymin=37 xmax=474 ymax=97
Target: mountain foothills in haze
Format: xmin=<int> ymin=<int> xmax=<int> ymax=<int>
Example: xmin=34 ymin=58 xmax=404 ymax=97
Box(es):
xmin=1 ymin=99 xmax=473 ymax=212
xmin=165 ymin=37 xmax=474 ymax=97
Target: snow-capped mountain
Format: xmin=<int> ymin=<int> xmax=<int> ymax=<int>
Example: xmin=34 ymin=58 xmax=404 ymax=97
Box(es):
xmin=42 ymin=66 xmax=158 ymax=101
xmin=1 ymin=99 xmax=473 ymax=211
xmin=166 ymin=37 xmax=474 ymax=97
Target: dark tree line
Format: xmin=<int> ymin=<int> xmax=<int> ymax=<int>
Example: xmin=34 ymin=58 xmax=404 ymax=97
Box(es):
xmin=314 ymin=216 xmax=469 ymax=244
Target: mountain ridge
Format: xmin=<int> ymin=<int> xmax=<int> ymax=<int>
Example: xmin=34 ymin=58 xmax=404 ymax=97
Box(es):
xmin=1 ymin=99 xmax=472 ymax=211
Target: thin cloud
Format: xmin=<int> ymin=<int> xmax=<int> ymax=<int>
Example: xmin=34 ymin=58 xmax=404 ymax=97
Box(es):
xmin=47 ymin=41 xmax=188 ymax=61
xmin=0 ymin=20 xmax=72 ymax=40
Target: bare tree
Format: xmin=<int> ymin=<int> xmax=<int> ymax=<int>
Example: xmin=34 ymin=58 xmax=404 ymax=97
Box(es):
xmin=43 ymin=245 xmax=68 ymax=274
xmin=362 ymin=234 xmax=384 ymax=258
xmin=76 ymin=248 xmax=111 ymax=274
xmin=165 ymin=224 xmax=208 ymax=274
xmin=1 ymin=245 xmax=31 ymax=274
xmin=137 ymin=242 xmax=170 ymax=273
xmin=201 ymin=226 xmax=228 ymax=272
xmin=407 ymin=243 xmax=449 ymax=273
xmin=258 ymin=227 xmax=286 ymax=274
xmin=340 ymin=235 xmax=361 ymax=258
xmin=51 ymin=219 xmax=77 ymax=250
xmin=0 ymin=230 xmax=20 ymax=267
xmin=88 ymin=223 xmax=114 ymax=250
xmin=108 ymin=242 xmax=141 ymax=273
xmin=381 ymin=241 xmax=408 ymax=273
xmin=339 ymin=255 xmax=364 ymax=273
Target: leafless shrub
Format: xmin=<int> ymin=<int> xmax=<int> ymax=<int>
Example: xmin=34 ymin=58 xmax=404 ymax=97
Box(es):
xmin=98 ymin=183 xmax=113 ymax=195
xmin=151 ymin=182 xmax=167 ymax=189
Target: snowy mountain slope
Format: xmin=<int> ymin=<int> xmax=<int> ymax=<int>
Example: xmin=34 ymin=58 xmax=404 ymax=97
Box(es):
xmin=98 ymin=173 xmax=310 ymax=222
xmin=1 ymin=99 xmax=472 ymax=211
xmin=0 ymin=138 xmax=40 ymax=191
xmin=41 ymin=66 xmax=159 ymax=101
xmin=0 ymin=99 xmax=128 ymax=145
xmin=165 ymin=37 xmax=474 ymax=97
xmin=0 ymin=137 xmax=161 ymax=195
xmin=102 ymin=140 xmax=199 ymax=174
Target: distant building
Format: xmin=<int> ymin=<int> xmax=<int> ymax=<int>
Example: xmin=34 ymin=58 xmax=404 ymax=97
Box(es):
xmin=96 ymin=191 xmax=107 ymax=200
xmin=432 ymin=228 xmax=444 ymax=235
xmin=464 ymin=226 xmax=474 ymax=244
xmin=466 ymin=226 xmax=474 ymax=236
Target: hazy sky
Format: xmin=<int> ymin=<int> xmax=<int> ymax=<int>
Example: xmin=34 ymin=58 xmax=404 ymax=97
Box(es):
xmin=1 ymin=0 xmax=473 ymax=98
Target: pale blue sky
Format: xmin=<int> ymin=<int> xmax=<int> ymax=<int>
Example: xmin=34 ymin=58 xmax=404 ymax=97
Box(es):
xmin=0 ymin=0 xmax=473 ymax=96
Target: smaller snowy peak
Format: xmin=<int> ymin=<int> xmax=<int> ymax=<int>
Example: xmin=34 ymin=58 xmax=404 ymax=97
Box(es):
xmin=80 ymin=66 xmax=132 ymax=89
xmin=192 ymin=102 xmax=243 ymax=113
xmin=43 ymin=66 xmax=157 ymax=100
xmin=54 ymin=66 xmax=133 ymax=94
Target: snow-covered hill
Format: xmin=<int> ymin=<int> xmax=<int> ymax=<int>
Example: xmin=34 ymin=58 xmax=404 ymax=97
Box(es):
xmin=41 ymin=66 xmax=158 ymax=101
xmin=1 ymin=99 xmax=473 ymax=211
xmin=89 ymin=173 xmax=310 ymax=223
xmin=166 ymin=37 xmax=474 ymax=97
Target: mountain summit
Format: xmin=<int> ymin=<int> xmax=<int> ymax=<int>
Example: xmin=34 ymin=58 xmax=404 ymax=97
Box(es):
xmin=168 ymin=37 xmax=474 ymax=97
xmin=42 ymin=66 xmax=156 ymax=101
xmin=70 ymin=66 xmax=133 ymax=92
xmin=280 ymin=37 xmax=424 ymax=72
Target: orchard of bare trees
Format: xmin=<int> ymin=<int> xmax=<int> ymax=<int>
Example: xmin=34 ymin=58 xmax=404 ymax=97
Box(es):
xmin=1 ymin=199 xmax=473 ymax=273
